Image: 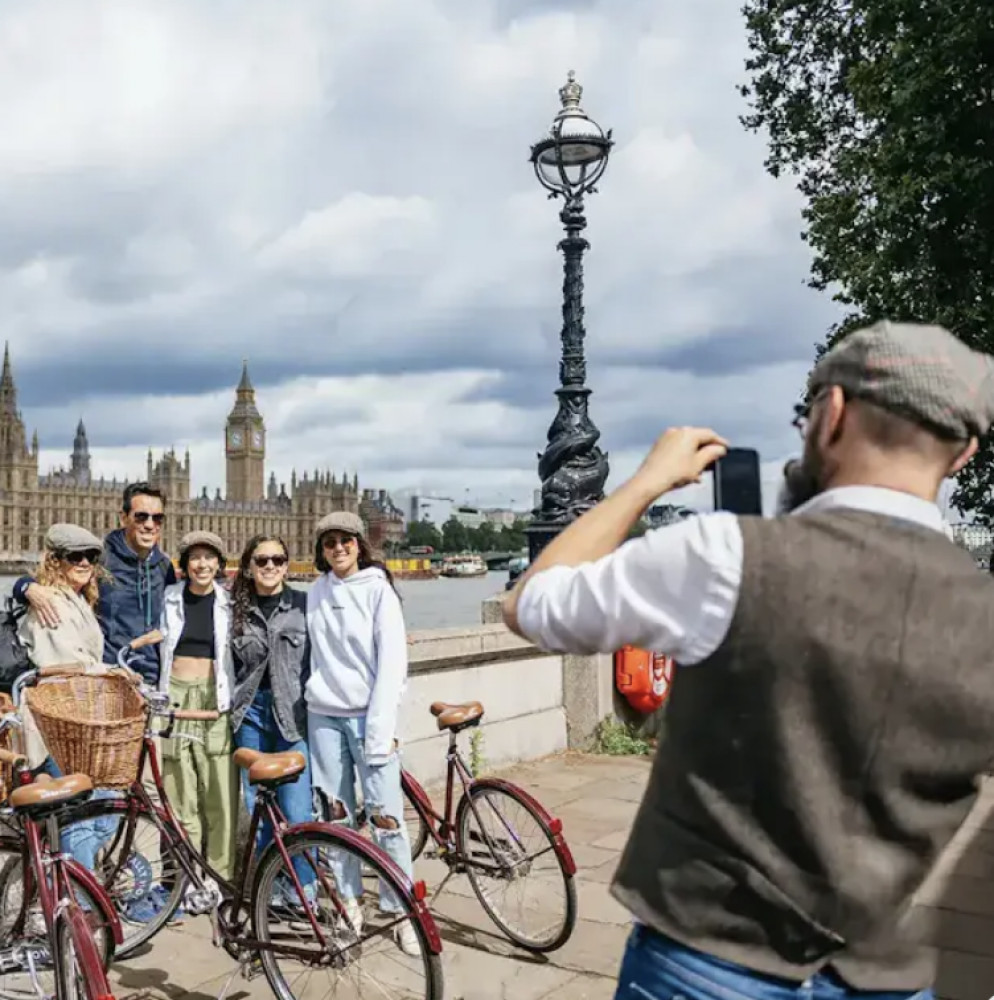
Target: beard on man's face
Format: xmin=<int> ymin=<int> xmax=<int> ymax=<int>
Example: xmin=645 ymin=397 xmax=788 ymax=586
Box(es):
xmin=776 ymin=438 xmax=826 ymax=514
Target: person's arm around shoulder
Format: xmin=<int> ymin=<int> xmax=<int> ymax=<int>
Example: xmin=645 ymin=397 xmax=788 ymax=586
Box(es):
xmin=365 ymin=580 xmax=408 ymax=766
xmin=18 ymin=593 xmax=69 ymax=666
xmin=11 ymin=575 xmax=62 ymax=629
xmin=503 ymin=427 xmax=739 ymax=661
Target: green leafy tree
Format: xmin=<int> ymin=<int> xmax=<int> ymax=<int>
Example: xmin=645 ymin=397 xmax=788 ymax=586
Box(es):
xmin=441 ymin=517 xmax=468 ymax=553
xmin=740 ymin=0 xmax=994 ymax=519
xmin=497 ymin=519 xmax=528 ymax=553
xmin=404 ymin=519 xmax=442 ymax=552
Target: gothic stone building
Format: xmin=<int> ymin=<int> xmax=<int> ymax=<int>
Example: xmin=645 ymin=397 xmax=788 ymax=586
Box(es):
xmin=0 ymin=345 xmax=359 ymax=564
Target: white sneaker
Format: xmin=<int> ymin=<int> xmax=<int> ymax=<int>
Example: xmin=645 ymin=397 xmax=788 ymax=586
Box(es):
xmin=394 ymin=919 xmax=420 ymax=956
xmin=343 ymin=897 xmax=363 ymax=937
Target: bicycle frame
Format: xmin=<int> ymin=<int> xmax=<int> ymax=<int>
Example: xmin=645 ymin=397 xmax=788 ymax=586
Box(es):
xmin=6 ymin=779 xmax=122 ymax=1000
xmin=401 ymin=731 xmax=576 ymax=876
xmin=89 ymin=730 xmax=441 ymax=960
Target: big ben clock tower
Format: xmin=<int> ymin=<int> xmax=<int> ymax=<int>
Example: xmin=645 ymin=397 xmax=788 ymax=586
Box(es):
xmin=225 ymin=361 xmax=265 ymax=502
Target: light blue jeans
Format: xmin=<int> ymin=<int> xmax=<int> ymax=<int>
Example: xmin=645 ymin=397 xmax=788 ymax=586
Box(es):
xmin=307 ymin=713 xmax=413 ymax=913
xmin=613 ymin=925 xmax=934 ymax=1000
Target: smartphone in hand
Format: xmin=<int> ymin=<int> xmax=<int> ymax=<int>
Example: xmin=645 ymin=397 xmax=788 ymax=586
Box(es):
xmin=712 ymin=447 xmax=762 ymax=515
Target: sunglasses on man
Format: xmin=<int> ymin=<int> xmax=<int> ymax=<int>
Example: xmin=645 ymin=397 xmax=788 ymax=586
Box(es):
xmin=131 ymin=511 xmax=165 ymax=525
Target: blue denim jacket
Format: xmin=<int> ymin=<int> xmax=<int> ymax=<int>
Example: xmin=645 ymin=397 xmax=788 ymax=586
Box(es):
xmin=230 ymin=587 xmax=310 ymax=742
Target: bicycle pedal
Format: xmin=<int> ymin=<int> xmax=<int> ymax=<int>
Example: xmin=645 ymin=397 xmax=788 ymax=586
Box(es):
xmin=239 ymin=953 xmax=263 ymax=980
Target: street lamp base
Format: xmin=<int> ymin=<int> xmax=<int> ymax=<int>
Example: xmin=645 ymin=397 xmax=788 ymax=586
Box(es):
xmin=526 ymin=520 xmax=566 ymax=563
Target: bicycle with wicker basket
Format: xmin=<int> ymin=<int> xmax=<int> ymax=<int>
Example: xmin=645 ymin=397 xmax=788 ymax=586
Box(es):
xmin=13 ymin=634 xmax=444 ymax=1000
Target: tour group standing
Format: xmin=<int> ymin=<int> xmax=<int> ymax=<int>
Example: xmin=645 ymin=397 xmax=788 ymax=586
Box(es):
xmin=9 ymin=487 xmax=419 ymax=954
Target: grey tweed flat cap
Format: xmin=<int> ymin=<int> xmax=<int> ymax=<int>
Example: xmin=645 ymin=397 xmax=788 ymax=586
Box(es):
xmin=809 ymin=320 xmax=994 ymax=439
xmin=315 ymin=511 xmax=366 ymax=540
xmin=178 ymin=530 xmax=226 ymax=558
xmin=45 ymin=523 xmax=103 ymax=554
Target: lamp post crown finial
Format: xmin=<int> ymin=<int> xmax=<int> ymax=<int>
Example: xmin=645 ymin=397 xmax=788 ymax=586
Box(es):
xmin=559 ymin=70 xmax=582 ymax=110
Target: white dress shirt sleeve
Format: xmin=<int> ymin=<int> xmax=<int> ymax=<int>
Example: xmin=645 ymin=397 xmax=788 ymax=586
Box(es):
xmin=515 ymin=512 xmax=744 ymax=664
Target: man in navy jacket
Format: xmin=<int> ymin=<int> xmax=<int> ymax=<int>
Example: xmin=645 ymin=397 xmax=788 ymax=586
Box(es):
xmin=14 ymin=482 xmax=176 ymax=684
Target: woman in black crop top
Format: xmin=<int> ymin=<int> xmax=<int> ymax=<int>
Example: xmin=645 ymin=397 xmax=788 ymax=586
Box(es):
xmin=158 ymin=530 xmax=237 ymax=881
xmin=229 ymin=533 xmax=313 ymax=898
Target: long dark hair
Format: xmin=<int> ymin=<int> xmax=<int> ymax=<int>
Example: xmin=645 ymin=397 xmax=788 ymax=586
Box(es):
xmin=231 ymin=534 xmax=290 ymax=636
xmin=314 ymin=532 xmax=400 ymax=598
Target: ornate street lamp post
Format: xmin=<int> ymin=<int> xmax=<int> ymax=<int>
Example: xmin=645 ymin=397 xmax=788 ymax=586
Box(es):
xmin=527 ymin=71 xmax=614 ymax=561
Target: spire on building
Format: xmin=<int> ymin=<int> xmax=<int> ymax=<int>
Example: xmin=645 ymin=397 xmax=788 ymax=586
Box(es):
xmin=71 ymin=415 xmax=91 ymax=484
xmin=1 ymin=341 xmax=17 ymax=415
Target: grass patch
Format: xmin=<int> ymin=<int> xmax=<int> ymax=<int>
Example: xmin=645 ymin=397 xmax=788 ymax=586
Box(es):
xmin=593 ymin=717 xmax=654 ymax=756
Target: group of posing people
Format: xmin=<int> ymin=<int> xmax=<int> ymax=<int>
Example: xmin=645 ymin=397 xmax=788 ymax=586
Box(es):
xmin=10 ymin=481 xmax=419 ymax=956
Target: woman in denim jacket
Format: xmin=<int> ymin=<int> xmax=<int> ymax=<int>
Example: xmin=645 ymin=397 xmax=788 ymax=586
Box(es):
xmin=229 ymin=534 xmax=312 ymax=887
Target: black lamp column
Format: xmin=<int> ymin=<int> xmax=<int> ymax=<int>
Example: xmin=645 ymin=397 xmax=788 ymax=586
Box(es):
xmin=527 ymin=72 xmax=614 ymax=562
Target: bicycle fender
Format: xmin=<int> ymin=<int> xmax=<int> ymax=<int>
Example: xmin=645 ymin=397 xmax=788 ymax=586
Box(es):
xmin=64 ymin=858 xmax=124 ymax=947
xmin=464 ymin=777 xmax=577 ymax=876
xmin=271 ymin=822 xmax=443 ymax=955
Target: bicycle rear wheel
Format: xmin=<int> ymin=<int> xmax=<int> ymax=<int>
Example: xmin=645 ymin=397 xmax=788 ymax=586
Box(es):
xmin=252 ymin=830 xmax=443 ymax=1000
xmin=55 ymin=903 xmax=112 ymax=1000
xmin=0 ymin=867 xmax=113 ymax=1000
xmin=456 ymin=782 xmax=577 ymax=952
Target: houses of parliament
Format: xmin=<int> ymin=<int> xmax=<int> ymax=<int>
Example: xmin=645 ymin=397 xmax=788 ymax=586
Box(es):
xmin=0 ymin=344 xmax=394 ymax=565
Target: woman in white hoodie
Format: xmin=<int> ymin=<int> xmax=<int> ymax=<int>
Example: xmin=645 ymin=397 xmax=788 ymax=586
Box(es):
xmin=305 ymin=511 xmax=418 ymax=956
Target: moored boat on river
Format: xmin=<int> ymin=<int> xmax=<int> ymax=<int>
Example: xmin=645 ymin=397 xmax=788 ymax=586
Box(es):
xmin=440 ymin=553 xmax=488 ymax=578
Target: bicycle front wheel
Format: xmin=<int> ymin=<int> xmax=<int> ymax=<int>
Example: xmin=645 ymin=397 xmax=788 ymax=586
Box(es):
xmin=55 ymin=796 xmax=186 ymax=958
xmin=456 ymin=783 xmax=577 ymax=952
xmin=252 ymin=830 xmax=443 ymax=1000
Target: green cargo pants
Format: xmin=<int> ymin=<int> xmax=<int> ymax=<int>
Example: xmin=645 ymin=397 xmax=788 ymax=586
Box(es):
xmin=161 ymin=675 xmax=238 ymax=881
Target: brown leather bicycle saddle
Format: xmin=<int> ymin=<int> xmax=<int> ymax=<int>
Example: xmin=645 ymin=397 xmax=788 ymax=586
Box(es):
xmin=430 ymin=701 xmax=484 ymax=731
xmin=233 ymin=748 xmax=307 ymax=786
xmin=9 ymin=773 xmax=93 ymax=813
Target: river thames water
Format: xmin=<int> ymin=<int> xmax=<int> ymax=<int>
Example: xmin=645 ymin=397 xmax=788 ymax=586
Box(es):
xmin=1 ymin=570 xmax=509 ymax=632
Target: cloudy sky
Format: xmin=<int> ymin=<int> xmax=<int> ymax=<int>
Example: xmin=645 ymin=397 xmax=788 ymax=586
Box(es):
xmin=2 ymin=0 xmax=848 ymax=515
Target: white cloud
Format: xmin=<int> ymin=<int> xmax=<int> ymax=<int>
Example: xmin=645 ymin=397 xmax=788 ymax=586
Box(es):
xmin=1 ymin=0 xmax=840 ymax=519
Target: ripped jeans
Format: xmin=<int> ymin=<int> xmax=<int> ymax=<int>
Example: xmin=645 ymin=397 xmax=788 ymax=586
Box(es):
xmin=613 ymin=925 xmax=935 ymax=1000
xmin=307 ymin=712 xmax=413 ymax=913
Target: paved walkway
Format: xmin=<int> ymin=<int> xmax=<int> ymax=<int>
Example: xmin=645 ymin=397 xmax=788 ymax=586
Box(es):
xmin=106 ymin=754 xmax=994 ymax=1000
xmin=109 ymin=753 xmax=646 ymax=1000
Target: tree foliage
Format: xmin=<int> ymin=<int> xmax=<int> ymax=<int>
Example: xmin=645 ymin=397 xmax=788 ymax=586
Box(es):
xmin=740 ymin=0 xmax=994 ymax=518
xmin=402 ymin=517 xmax=528 ymax=554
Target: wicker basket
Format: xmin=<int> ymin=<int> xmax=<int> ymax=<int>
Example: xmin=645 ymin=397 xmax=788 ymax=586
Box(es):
xmin=0 ymin=693 xmax=14 ymax=802
xmin=26 ymin=673 xmax=145 ymax=788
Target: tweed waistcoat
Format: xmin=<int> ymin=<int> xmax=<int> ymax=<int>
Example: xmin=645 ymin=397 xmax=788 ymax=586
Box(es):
xmin=612 ymin=509 xmax=994 ymax=990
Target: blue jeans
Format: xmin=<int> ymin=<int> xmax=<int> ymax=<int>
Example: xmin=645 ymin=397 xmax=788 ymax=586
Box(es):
xmin=613 ymin=925 xmax=934 ymax=1000
xmin=38 ymin=756 xmax=118 ymax=866
xmin=307 ymin=713 xmax=413 ymax=912
xmin=234 ymin=689 xmax=313 ymax=886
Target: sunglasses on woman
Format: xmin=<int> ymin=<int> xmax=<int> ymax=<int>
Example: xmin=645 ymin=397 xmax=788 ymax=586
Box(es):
xmin=253 ymin=554 xmax=288 ymax=568
xmin=62 ymin=549 xmax=102 ymax=566
xmin=322 ymin=534 xmax=357 ymax=550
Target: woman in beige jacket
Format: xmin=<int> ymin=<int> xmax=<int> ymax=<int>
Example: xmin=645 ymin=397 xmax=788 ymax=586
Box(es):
xmin=17 ymin=522 xmax=106 ymax=771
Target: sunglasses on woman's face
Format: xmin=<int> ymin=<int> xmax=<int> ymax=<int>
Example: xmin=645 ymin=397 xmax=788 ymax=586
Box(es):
xmin=253 ymin=554 xmax=288 ymax=568
xmin=63 ymin=549 xmax=102 ymax=566
xmin=322 ymin=534 xmax=356 ymax=550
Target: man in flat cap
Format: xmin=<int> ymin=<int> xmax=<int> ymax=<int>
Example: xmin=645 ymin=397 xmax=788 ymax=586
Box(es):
xmin=504 ymin=320 xmax=994 ymax=1000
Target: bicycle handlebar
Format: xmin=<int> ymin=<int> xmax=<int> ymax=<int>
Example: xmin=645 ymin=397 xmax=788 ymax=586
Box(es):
xmin=173 ymin=709 xmax=220 ymax=722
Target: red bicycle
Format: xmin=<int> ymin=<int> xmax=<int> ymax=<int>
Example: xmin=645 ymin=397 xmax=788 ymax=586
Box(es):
xmin=319 ymin=700 xmax=578 ymax=953
xmin=0 ymin=739 xmax=122 ymax=1000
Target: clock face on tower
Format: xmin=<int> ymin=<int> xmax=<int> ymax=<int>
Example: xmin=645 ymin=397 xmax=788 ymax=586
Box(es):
xmin=253 ymin=430 xmax=263 ymax=448
xmin=230 ymin=430 xmax=243 ymax=447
